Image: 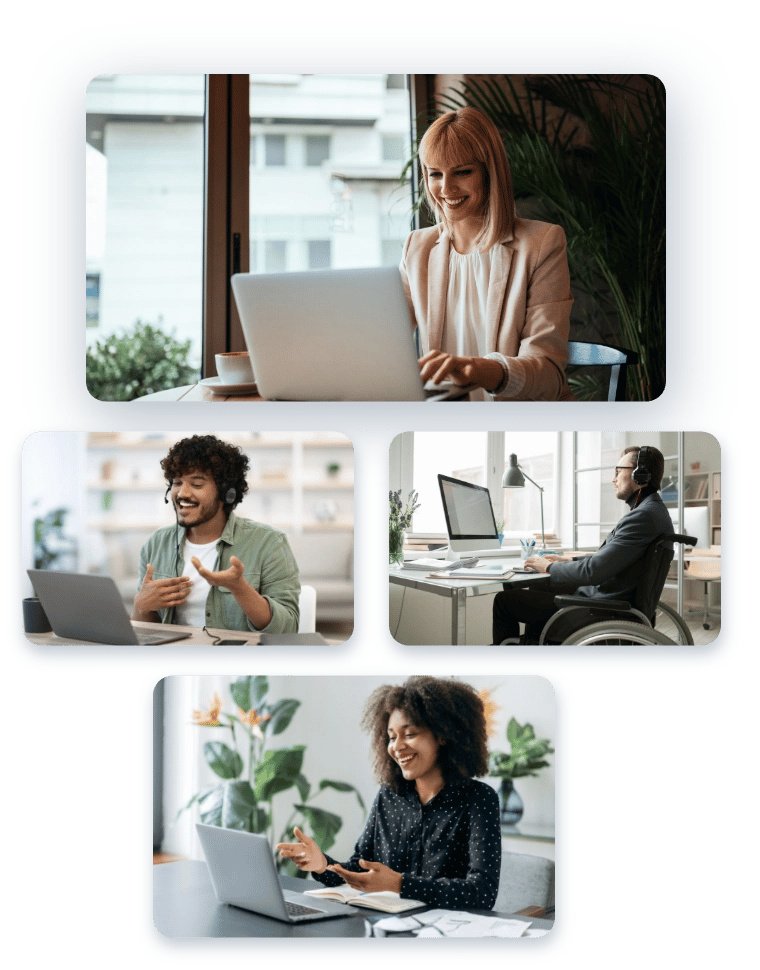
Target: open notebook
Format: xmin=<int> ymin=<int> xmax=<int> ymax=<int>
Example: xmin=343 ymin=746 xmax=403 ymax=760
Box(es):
xmin=304 ymin=885 xmax=425 ymax=913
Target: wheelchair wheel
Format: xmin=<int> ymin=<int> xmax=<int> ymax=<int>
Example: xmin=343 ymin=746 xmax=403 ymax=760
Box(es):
xmin=653 ymin=602 xmax=694 ymax=645
xmin=562 ymin=621 xmax=675 ymax=645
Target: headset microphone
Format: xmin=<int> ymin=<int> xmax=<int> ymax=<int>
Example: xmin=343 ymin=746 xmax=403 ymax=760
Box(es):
xmin=164 ymin=484 xmax=172 ymax=504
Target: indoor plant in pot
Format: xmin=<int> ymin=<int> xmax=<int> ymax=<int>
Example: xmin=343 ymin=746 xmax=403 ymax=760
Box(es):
xmin=489 ymin=717 xmax=554 ymax=824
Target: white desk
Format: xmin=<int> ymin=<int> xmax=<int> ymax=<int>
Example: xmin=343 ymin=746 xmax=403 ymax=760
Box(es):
xmin=389 ymin=560 xmax=549 ymax=645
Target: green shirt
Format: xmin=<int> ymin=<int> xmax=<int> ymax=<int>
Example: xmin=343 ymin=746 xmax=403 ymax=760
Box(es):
xmin=137 ymin=512 xmax=300 ymax=633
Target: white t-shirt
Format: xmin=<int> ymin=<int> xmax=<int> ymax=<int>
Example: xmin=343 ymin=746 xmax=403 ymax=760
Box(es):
xmin=442 ymin=248 xmax=493 ymax=402
xmin=174 ymin=537 xmax=218 ymax=628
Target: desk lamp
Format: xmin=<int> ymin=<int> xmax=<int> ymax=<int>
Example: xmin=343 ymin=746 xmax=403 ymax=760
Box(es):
xmin=502 ymin=453 xmax=546 ymax=549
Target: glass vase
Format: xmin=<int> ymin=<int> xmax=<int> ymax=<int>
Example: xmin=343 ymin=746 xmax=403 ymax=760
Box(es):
xmin=389 ymin=526 xmax=405 ymax=567
xmin=499 ymin=778 xmax=524 ymax=825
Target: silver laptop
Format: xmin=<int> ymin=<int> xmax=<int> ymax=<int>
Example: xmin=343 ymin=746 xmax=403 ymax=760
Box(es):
xmin=27 ymin=570 xmax=190 ymax=645
xmin=231 ymin=266 xmax=468 ymax=401
xmin=196 ymin=823 xmax=352 ymax=923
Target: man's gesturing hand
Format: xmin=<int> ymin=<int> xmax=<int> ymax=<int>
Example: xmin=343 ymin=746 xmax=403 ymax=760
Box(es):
xmin=134 ymin=563 xmax=193 ymax=613
xmin=191 ymin=554 xmax=245 ymax=591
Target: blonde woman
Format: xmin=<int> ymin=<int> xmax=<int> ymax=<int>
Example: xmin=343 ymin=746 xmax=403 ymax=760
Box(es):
xmin=402 ymin=106 xmax=574 ymax=401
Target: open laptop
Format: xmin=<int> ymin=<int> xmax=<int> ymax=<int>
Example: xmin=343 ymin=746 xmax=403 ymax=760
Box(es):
xmin=438 ymin=474 xmax=510 ymax=559
xmin=27 ymin=570 xmax=190 ymax=645
xmin=231 ymin=266 xmax=471 ymax=401
xmin=196 ymin=823 xmax=352 ymax=923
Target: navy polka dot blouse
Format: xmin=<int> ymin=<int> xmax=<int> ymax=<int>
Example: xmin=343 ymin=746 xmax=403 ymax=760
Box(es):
xmin=313 ymin=779 xmax=501 ymax=909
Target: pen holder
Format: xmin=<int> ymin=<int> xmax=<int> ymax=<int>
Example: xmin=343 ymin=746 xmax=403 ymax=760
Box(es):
xmin=23 ymin=597 xmax=52 ymax=634
xmin=519 ymin=539 xmax=536 ymax=558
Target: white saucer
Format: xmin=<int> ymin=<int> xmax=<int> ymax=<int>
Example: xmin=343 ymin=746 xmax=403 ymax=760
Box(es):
xmin=199 ymin=376 xmax=259 ymax=396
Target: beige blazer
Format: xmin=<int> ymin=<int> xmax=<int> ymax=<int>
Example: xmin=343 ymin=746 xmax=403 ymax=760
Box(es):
xmin=400 ymin=219 xmax=574 ymax=401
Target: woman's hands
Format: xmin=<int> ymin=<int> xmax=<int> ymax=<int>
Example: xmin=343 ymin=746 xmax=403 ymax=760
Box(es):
xmin=276 ymin=826 xmax=328 ymax=874
xmin=327 ymin=859 xmax=403 ymax=894
xmin=418 ymin=350 xmax=505 ymax=392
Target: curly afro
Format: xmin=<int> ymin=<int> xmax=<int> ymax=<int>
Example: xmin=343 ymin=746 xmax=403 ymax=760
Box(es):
xmin=161 ymin=435 xmax=250 ymax=512
xmin=361 ymin=676 xmax=489 ymax=791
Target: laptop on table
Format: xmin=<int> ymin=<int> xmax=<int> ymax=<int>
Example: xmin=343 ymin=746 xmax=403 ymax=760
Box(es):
xmin=27 ymin=570 xmax=190 ymax=645
xmin=231 ymin=266 xmax=473 ymax=402
xmin=195 ymin=823 xmax=352 ymax=923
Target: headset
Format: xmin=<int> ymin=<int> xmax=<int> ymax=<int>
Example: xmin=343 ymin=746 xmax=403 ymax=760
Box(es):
xmin=632 ymin=446 xmax=653 ymax=486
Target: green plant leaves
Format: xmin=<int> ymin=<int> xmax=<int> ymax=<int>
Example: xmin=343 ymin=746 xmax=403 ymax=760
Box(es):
xmin=318 ymin=779 xmax=366 ymax=812
xmin=266 ymin=698 xmax=300 ymax=736
xmin=198 ymin=780 xmax=269 ymax=832
xmin=491 ymin=718 xmax=554 ymax=779
xmin=294 ymin=805 xmax=342 ymax=853
xmin=254 ymin=746 xmax=306 ymax=801
xmin=204 ymin=740 xmax=244 ymax=780
xmin=229 ymin=675 xmax=268 ymax=712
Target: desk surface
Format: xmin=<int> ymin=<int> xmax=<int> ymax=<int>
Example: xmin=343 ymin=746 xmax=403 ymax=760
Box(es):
xmin=137 ymin=383 xmax=264 ymax=402
xmin=390 ymin=563 xmax=551 ymax=598
xmin=26 ymin=620 xmax=343 ymax=647
xmin=153 ymin=860 xmax=553 ymax=938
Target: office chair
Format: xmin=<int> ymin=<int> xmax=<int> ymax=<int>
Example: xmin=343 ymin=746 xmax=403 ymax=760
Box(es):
xmin=566 ymin=341 xmax=639 ymax=402
xmin=297 ymin=585 xmax=317 ymax=633
xmin=537 ymin=533 xmax=698 ymax=645
xmin=496 ymin=852 xmax=555 ymax=918
xmin=684 ymin=547 xmax=721 ymax=630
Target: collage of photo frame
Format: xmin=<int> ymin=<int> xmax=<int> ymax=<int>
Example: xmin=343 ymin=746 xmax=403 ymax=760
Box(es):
xmin=8 ymin=25 xmax=739 ymax=963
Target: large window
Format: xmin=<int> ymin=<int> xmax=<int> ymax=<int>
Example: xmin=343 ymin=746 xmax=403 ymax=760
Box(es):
xmin=85 ymin=74 xmax=416 ymax=397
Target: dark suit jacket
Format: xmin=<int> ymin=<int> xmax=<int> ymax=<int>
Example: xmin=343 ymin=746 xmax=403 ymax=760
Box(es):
xmin=547 ymin=490 xmax=674 ymax=602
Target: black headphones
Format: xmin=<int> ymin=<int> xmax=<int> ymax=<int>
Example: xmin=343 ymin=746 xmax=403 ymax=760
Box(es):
xmin=632 ymin=446 xmax=652 ymax=486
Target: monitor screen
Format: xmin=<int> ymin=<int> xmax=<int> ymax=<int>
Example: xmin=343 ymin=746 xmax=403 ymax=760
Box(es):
xmin=438 ymin=475 xmax=498 ymax=539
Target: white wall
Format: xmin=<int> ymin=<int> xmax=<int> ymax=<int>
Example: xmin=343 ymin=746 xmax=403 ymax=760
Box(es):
xmin=161 ymin=674 xmax=555 ymax=861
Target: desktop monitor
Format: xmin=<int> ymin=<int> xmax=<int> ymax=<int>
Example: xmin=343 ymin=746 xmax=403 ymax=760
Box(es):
xmin=437 ymin=474 xmax=501 ymax=555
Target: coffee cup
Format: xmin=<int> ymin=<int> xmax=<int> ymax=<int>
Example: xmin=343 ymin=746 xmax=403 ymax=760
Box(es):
xmin=23 ymin=597 xmax=52 ymax=634
xmin=215 ymin=351 xmax=254 ymax=385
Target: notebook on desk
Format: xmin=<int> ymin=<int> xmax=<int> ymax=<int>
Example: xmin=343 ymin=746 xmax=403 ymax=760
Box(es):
xmin=231 ymin=267 xmax=473 ymax=402
xmin=26 ymin=570 xmax=190 ymax=645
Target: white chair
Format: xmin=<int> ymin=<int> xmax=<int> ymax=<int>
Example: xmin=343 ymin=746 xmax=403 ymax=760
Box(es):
xmin=684 ymin=546 xmax=721 ymax=630
xmin=496 ymin=851 xmax=555 ymax=917
xmin=297 ymin=584 xmax=317 ymax=633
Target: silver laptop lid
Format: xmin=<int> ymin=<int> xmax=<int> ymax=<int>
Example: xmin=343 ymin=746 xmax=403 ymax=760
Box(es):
xmin=27 ymin=570 xmax=139 ymax=645
xmin=232 ymin=267 xmax=426 ymax=401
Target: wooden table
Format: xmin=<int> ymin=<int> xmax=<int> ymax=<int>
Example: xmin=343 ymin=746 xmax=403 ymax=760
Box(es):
xmin=135 ymin=383 xmax=264 ymax=402
xmin=26 ymin=620 xmax=343 ymax=646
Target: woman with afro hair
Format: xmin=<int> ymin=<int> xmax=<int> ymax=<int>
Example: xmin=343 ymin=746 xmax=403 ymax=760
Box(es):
xmin=277 ymin=676 xmax=501 ymax=909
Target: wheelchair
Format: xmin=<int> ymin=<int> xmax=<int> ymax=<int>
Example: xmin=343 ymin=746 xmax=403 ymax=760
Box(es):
xmin=535 ymin=533 xmax=698 ymax=646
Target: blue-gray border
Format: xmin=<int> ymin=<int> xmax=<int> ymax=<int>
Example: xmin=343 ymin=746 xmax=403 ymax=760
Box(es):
xmin=8 ymin=24 xmax=738 ymax=670
xmin=138 ymin=667 xmax=573 ymax=964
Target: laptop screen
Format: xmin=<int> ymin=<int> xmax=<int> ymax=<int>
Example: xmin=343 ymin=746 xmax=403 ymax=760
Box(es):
xmin=438 ymin=475 xmax=498 ymax=540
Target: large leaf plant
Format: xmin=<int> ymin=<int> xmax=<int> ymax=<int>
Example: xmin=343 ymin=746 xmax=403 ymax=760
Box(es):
xmin=489 ymin=717 xmax=554 ymax=780
xmin=177 ymin=676 xmax=365 ymax=878
xmin=423 ymin=75 xmax=665 ymax=401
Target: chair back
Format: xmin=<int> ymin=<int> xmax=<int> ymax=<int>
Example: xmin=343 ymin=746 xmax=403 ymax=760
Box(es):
xmin=634 ymin=533 xmax=696 ymax=621
xmin=496 ymin=851 xmax=555 ymax=915
xmin=566 ymin=341 xmax=639 ymax=401
xmin=297 ymin=584 xmax=317 ymax=633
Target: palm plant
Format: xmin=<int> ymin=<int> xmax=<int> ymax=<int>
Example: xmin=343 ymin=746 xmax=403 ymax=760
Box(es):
xmin=432 ymin=75 xmax=665 ymax=401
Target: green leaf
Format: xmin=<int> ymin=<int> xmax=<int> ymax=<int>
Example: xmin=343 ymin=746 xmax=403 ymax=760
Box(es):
xmin=229 ymin=675 xmax=269 ymax=712
xmin=266 ymin=698 xmax=300 ymax=736
xmin=198 ymin=780 xmax=260 ymax=830
xmin=294 ymin=772 xmax=311 ymax=802
xmin=173 ymin=785 xmax=217 ymax=822
xmin=318 ymin=779 xmax=366 ymax=812
xmin=204 ymin=740 xmax=244 ymax=780
xmin=294 ymin=804 xmax=342 ymax=854
xmin=506 ymin=717 xmax=520 ymax=744
xmin=254 ymin=745 xmax=306 ymax=801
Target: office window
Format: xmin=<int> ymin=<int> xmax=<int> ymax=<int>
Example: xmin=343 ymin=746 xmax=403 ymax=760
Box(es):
xmin=265 ymin=133 xmax=287 ymax=166
xmin=499 ymin=433 xmax=557 ymax=538
xmin=305 ymin=134 xmax=330 ymax=167
xmin=386 ymin=74 xmax=406 ymax=90
xmin=86 ymin=274 xmax=100 ymax=327
xmin=382 ymin=134 xmax=405 ymax=162
xmin=381 ymin=239 xmax=404 ymax=266
xmin=264 ymin=240 xmax=287 ymax=272
xmin=85 ymin=74 xmax=205 ymax=373
xmin=412 ymin=433 xmax=488 ymax=534
xmin=307 ymin=240 xmax=331 ymax=269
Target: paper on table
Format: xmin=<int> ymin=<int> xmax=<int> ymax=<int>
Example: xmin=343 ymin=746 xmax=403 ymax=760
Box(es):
xmin=412 ymin=911 xmax=533 ymax=938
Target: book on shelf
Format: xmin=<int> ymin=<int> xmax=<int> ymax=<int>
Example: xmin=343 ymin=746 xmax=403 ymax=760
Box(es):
xmin=303 ymin=886 xmax=425 ymax=913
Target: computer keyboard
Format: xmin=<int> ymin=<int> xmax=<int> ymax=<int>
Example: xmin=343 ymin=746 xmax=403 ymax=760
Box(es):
xmin=286 ymin=900 xmax=324 ymax=918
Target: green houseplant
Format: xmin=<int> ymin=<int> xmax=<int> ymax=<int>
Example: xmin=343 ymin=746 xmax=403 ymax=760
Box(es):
xmin=177 ymin=676 xmax=365 ymax=877
xmin=389 ymin=489 xmax=420 ymax=566
xmin=86 ymin=319 xmax=199 ymax=401
xmin=421 ymin=75 xmax=665 ymax=401
xmin=489 ymin=717 xmax=554 ymax=824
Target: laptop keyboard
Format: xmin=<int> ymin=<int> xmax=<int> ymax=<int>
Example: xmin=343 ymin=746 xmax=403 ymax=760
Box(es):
xmin=286 ymin=900 xmax=324 ymax=919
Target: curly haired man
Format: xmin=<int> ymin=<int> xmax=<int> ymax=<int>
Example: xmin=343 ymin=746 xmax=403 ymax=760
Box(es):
xmin=132 ymin=435 xmax=300 ymax=633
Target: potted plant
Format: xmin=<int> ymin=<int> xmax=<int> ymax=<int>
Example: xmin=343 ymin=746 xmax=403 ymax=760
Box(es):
xmin=326 ymin=461 xmax=341 ymax=478
xmin=389 ymin=489 xmax=420 ymax=566
xmin=489 ymin=717 xmax=554 ymax=824
xmin=176 ymin=676 xmax=365 ymax=877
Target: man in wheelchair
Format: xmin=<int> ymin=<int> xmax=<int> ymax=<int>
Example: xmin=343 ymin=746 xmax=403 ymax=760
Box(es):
xmin=492 ymin=445 xmax=676 ymax=645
